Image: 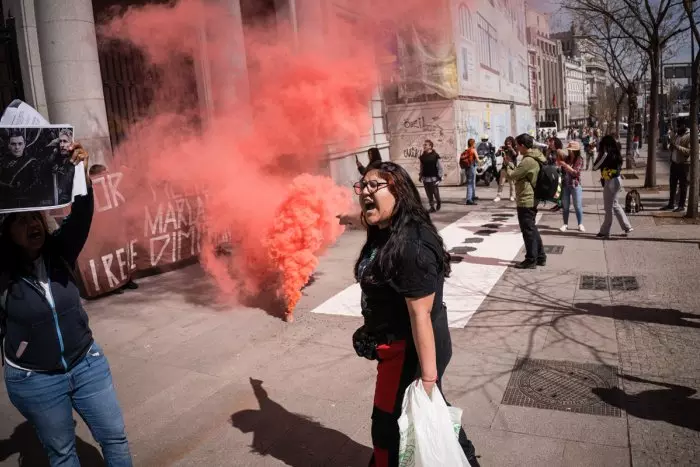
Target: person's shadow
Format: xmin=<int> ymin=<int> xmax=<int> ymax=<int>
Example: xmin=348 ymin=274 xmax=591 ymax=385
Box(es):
xmin=593 ymin=374 xmax=700 ymax=432
xmin=231 ymin=378 xmax=373 ymax=466
xmin=0 ymin=421 xmax=105 ymax=466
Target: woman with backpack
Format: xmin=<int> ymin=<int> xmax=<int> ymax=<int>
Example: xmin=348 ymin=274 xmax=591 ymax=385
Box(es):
xmin=0 ymin=144 xmax=133 ymax=466
xmin=459 ymin=139 xmax=478 ymax=205
xmin=593 ymin=135 xmax=633 ymax=238
xmin=557 ymin=141 xmax=585 ymax=232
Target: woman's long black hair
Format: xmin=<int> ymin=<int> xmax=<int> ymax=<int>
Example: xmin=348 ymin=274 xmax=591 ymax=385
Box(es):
xmin=598 ymin=135 xmax=622 ymax=165
xmin=368 ymin=147 xmax=382 ymax=164
xmin=353 ymin=161 xmax=451 ymax=282
xmin=567 ymin=148 xmax=582 ymax=165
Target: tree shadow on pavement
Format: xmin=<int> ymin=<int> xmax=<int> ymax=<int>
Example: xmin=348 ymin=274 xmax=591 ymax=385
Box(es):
xmin=450 ymin=273 xmax=700 ymax=397
xmin=537 ymin=228 xmax=700 ymax=247
xmin=593 ymin=374 xmax=700 ymax=432
xmin=450 ymin=254 xmax=515 ymax=267
xmin=0 ymin=421 xmax=105 ymax=466
xmin=231 ymin=378 xmax=372 ymax=466
xmin=574 ymin=302 xmax=700 ymax=329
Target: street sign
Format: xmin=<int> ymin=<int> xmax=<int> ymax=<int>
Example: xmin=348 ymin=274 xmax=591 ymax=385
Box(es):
xmin=663 ymin=64 xmax=692 ymax=79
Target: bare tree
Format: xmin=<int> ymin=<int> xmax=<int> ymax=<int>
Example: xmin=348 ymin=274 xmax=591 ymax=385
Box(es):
xmin=600 ymin=84 xmax=626 ymax=137
xmin=585 ymin=15 xmax=649 ymax=168
xmin=682 ymin=0 xmax=700 ymax=218
xmin=563 ymin=0 xmax=690 ymax=187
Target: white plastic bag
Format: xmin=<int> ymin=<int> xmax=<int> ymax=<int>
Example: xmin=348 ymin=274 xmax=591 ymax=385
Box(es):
xmin=398 ymin=380 xmax=471 ymax=467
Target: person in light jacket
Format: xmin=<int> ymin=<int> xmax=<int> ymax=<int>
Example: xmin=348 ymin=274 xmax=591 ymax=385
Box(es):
xmin=594 ymin=135 xmax=633 ymax=238
xmin=661 ymin=124 xmax=692 ymax=212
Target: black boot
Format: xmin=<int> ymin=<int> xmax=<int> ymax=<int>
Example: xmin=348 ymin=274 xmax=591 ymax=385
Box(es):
xmin=515 ymin=259 xmax=537 ymax=269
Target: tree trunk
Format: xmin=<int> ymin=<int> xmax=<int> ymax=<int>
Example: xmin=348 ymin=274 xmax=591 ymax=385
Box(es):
xmin=626 ymin=87 xmax=636 ymax=169
xmin=686 ymin=51 xmax=699 ymax=218
xmin=645 ymin=53 xmax=660 ymax=187
xmin=615 ymin=94 xmax=624 ymax=139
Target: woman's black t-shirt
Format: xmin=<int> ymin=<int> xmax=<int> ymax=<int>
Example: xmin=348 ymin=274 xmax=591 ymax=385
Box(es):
xmin=357 ymin=223 xmax=451 ymax=360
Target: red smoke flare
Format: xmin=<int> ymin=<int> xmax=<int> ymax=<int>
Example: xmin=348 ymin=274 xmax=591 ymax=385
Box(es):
xmin=266 ymin=175 xmax=351 ymax=320
xmin=97 ymin=0 xmax=449 ymax=318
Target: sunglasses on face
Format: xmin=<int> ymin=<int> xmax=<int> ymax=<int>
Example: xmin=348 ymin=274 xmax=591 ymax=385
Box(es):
xmin=354 ymin=179 xmax=389 ymax=195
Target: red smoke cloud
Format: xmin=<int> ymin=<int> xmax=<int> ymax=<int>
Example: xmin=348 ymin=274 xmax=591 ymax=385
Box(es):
xmin=98 ymin=0 xmax=446 ymax=318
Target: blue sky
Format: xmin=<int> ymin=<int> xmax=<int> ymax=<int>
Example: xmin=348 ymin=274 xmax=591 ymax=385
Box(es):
xmin=532 ymin=0 xmax=695 ymax=63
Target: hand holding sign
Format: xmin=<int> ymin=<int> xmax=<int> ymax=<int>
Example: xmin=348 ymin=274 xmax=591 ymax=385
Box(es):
xmin=69 ymin=143 xmax=90 ymax=182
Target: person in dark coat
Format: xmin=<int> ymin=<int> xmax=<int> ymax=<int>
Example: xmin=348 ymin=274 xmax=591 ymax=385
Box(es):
xmin=418 ymin=140 xmax=444 ymax=213
xmin=0 ymin=143 xmax=133 ymax=467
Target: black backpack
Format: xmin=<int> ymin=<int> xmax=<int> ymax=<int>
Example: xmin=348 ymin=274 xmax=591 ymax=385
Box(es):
xmin=625 ymin=189 xmax=643 ymax=213
xmin=534 ymin=161 xmax=562 ymax=202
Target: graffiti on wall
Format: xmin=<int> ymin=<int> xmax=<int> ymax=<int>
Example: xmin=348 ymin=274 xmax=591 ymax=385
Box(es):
xmin=387 ymin=103 xmax=460 ymax=184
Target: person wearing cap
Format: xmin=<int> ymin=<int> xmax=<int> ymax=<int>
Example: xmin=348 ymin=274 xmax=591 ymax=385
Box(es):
xmin=0 ymin=143 xmax=133 ymax=466
xmin=557 ymin=141 xmax=585 ymax=232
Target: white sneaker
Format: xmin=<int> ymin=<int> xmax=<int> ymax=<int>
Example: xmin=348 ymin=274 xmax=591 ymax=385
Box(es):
xmin=509 ymin=196 xmax=515 ymax=201
xmin=559 ymin=225 xmax=568 ymax=232
xmin=624 ymin=227 xmax=634 ymax=235
xmin=494 ymin=196 xmax=501 ymax=202
xmin=578 ymin=224 xmax=586 ymax=232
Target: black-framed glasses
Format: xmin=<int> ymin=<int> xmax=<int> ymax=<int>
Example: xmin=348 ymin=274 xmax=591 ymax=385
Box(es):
xmin=353 ymin=180 xmax=388 ymax=195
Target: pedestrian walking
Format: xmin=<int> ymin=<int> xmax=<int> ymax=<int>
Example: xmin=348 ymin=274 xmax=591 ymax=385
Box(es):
xmin=0 ymin=144 xmax=133 ymax=467
xmin=632 ymin=135 xmax=640 ymax=159
xmin=418 ymin=140 xmax=443 ymax=213
xmin=546 ymin=137 xmax=563 ymax=211
xmin=356 ymin=147 xmax=382 ymax=176
xmin=594 ymin=135 xmax=633 ymax=238
xmin=460 ymin=139 xmax=478 ymax=205
xmin=351 ymin=161 xmax=480 ymax=467
xmin=660 ymin=124 xmax=691 ymax=212
xmin=557 ymin=142 xmax=585 ymax=232
xmin=583 ymin=130 xmax=597 ymax=170
xmin=494 ymin=136 xmax=516 ymax=202
xmin=510 ymin=133 xmax=547 ymax=269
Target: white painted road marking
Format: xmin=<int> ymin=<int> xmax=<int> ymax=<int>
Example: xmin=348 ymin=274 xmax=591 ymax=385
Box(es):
xmin=310 ymin=211 xmax=541 ymax=328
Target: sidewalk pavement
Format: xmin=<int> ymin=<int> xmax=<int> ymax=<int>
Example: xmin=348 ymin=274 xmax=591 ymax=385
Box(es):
xmin=1 ymin=150 xmax=698 ymax=466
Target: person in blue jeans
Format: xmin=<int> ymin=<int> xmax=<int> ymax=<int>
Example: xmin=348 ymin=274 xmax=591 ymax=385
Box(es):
xmin=557 ymin=141 xmax=585 ymax=233
xmin=459 ymin=138 xmax=478 ymax=205
xmin=0 ymin=143 xmax=132 ymax=467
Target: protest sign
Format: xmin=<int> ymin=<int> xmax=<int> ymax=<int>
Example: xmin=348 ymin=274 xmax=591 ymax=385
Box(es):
xmin=0 ymin=100 xmax=87 ymax=213
xmin=74 ymin=172 xmax=208 ymax=297
xmin=74 ymin=169 xmax=132 ymax=296
xmin=0 ymin=125 xmax=85 ymax=212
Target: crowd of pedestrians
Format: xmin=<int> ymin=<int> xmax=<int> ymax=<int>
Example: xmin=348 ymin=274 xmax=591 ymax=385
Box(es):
xmin=352 ymin=126 xmax=645 ymax=271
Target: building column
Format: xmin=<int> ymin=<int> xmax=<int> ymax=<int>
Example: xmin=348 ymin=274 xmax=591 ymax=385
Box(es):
xmin=211 ymin=0 xmax=250 ymax=116
xmin=34 ymin=0 xmax=112 ymax=166
xmin=4 ymin=0 xmax=48 ymax=118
